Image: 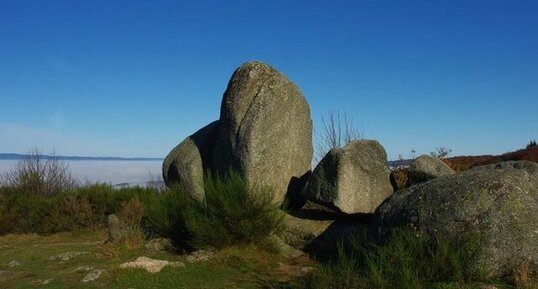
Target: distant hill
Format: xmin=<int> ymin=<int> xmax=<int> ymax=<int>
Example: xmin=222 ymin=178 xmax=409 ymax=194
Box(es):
xmin=445 ymin=146 xmax=538 ymax=171
xmin=0 ymin=153 xmax=163 ymax=161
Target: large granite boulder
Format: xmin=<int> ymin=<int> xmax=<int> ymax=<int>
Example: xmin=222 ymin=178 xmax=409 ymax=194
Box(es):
xmin=408 ymin=154 xmax=455 ymax=184
xmin=162 ymin=121 xmax=219 ymax=201
xmin=301 ymin=140 xmax=392 ymax=214
xmin=373 ymin=161 xmax=538 ymax=277
xmin=213 ymin=61 xmax=313 ymax=204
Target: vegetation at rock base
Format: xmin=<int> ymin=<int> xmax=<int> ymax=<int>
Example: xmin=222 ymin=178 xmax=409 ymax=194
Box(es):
xmin=183 ymin=171 xmax=284 ymax=250
xmin=295 ymin=228 xmax=499 ymax=289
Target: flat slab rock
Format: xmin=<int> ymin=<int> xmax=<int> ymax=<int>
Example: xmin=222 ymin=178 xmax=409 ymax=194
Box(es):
xmin=120 ymin=256 xmax=185 ymax=273
xmin=186 ymin=250 xmax=214 ymax=263
xmin=48 ymin=251 xmax=90 ymax=262
xmin=82 ymin=269 xmax=106 ymax=283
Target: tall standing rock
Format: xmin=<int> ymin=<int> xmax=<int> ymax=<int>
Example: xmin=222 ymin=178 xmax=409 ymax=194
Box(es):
xmin=301 ymin=140 xmax=393 ymax=214
xmin=163 ymin=121 xmax=219 ymax=201
xmin=213 ymin=61 xmax=313 ymax=204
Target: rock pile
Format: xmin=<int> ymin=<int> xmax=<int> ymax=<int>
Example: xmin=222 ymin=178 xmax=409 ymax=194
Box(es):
xmin=163 ymin=61 xmax=537 ymax=278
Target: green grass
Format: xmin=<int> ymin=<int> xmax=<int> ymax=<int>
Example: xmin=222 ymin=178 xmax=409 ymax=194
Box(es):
xmin=0 ymin=231 xmax=310 ymax=289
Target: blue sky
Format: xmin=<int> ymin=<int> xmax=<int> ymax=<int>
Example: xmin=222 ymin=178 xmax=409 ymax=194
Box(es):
xmin=1 ymin=0 xmax=536 ymax=160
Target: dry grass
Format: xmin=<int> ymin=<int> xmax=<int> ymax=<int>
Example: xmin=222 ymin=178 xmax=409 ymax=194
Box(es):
xmin=512 ymin=261 xmax=538 ymax=289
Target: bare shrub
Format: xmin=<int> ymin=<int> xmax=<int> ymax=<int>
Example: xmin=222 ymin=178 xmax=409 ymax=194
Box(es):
xmin=146 ymin=173 xmax=166 ymax=192
xmin=430 ymin=147 xmax=452 ymax=159
xmin=512 ymin=261 xmax=538 ymax=289
xmin=119 ymin=198 xmax=146 ymax=247
xmin=61 ymin=195 xmax=96 ymax=229
xmin=315 ymin=111 xmax=363 ymax=163
xmin=1 ymin=149 xmax=77 ymax=196
xmin=118 ymin=198 xmax=145 ymax=228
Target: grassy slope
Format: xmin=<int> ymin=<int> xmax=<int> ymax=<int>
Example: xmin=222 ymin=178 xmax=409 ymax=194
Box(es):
xmin=0 ymin=231 xmax=313 ymax=289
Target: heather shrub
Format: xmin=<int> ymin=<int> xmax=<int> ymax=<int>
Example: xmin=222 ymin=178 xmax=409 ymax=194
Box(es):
xmin=140 ymin=185 xmax=191 ymax=243
xmin=184 ymin=171 xmax=284 ymax=250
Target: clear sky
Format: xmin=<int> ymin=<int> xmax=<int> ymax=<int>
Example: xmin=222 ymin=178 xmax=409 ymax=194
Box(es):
xmin=1 ymin=0 xmax=536 ymax=160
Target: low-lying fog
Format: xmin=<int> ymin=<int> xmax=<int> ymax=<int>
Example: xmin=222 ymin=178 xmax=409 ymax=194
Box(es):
xmin=0 ymin=160 xmax=163 ymax=187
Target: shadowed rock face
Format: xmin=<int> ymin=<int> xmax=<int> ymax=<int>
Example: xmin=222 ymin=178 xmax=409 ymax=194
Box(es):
xmin=374 ymin=161 xmax=538 ymax=277
xmin=213 ymin=61 xmax=313 ymax=204
xmin=301 ymin=140 xmax=393 ymax=214
xmin=408 ymin=154 xmax=455 ymax=185
xmin=162 ymin=121 xmax=219 ymax=202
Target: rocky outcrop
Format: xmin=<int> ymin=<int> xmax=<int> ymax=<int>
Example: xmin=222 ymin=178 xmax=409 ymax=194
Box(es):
xmin=373 ymin=161 xmax=538 ymax=277
xmin=408 ymin=154 xmax=455 ymax=184
xmin=213 ymin=61 xmax=313 ymax=204
xmin=301 ymin=140 xmax=392 ymax=214
xmin=162 ymin=121 xmax=219 ymax=201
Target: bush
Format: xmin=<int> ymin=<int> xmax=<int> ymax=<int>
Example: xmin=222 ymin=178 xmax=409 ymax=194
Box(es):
xmin=300 ymin=228 xmax=485 ymax=289
xmin=430 ymin=147 xmax=452 ymax=159
xmin=0 ymin=149 xmax=77 ymax=196
xmin=140 ymin=185 xmax=191 ymax=243
xmin=183 ymin=171 xmax=284 ymax=249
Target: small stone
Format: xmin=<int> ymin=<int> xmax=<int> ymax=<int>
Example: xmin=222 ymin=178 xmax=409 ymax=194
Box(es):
xmin=186 ymin=250 xmax=213 ymax=263
xmin=8 ymin=260 xmax=20 ymax=267
xmin=48 ymin=251 xmax=89 ymax=262
xmin=82 ymin=269 xmax=105 ymax=283
xmin=145 ymin=238 xmax=175 ymax=252
xmin=31 ymin=278 xmax=54 ymax=285
xmin=73 ymin=266 xmax=94 ymax=273
xmin=480 ymin=285 xmax=499 ymax=289
xmin=120 ymin=256 xmax=184 ymax=273
xmin=107 ymin=214 xmax=127 ymax=243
